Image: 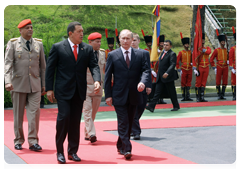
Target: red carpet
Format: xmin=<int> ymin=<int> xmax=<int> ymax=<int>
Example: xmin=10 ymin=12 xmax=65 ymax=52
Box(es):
xmin=4 ymin=100 xmax=236 ymax=164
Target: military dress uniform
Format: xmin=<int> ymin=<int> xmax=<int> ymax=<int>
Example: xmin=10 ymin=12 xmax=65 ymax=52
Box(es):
xmin=210 ymin=33 xmax=228 ymax=100
xmin=229 ymin=27 xmax=236 ymax=100
xmin=105 ymin=29 xmax=115 ymax=61
xmin=176 ymin=35 xmax=193 ymax=101
xmin=83 ymin=33 xmax=106 ymax=143
xmin=192 ymin=33 xmax=211 ymax=102
xmin=4 ymin=20 xmax=46 ymax=149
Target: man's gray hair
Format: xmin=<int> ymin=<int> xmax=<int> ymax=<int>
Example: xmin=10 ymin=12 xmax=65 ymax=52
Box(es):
xmin=119 ymin=29 xmax=133 ymax=38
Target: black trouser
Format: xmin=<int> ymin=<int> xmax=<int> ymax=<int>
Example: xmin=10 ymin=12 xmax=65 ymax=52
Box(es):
xmin=149 ymin=80 xmax=179 ymax=110
xmin=131 ymin=93 xmax=148 ymax=136
xmin=56 ymin=88 xmax=83 ymax=154
xmin=114 ymin=96 xmax=137 ymax=153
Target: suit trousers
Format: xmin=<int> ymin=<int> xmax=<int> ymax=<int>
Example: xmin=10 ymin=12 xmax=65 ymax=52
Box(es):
xmin=216 ymin=65 xmax=228 ymax=86
xmin=149 ymin=80 xmax=179 ymax=110
xmin=181 ymin=69 xmax=192 ymax=87
xmin=114 ymin=97 xmax=137 ymax=153
xmin=195 ymin=66 xmax=209 ymax=87
xmin=83 ymin=95 xmax=102 ymax=138
xmin=56 ymin=88 xmax=83 ymax=154
xmin=131 ymin=93 xmax=148 ymax=136
xmin=11 ymin=91 xmax=41 ymax=146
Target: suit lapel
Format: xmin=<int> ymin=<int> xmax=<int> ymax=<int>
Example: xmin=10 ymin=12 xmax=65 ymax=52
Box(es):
xmin=76 ymin=43 xmax=84 ymax=64
xmin=63 ymin=40 xmax=76 ymax=63
xmin=129 ymin=48 xmax=136 ymax=69
xmin=117 ymin=48 xmax=128 ymax=69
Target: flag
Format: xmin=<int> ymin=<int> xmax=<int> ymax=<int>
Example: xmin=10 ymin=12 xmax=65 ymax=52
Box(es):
xmin=150 ymin=5 xmax=161 ymax=62
xmin=192 ymin=5 xmax=203 ymax=70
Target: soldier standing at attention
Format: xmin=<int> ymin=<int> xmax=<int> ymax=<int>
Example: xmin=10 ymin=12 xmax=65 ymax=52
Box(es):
xmin=176 ymin=32 xmax=193 ymax=101
xmin=229 ymin=27 xmax=236 ymax=100
xmin=83 ymin=32 xmax=106 ymax=143
xmin=105 ymin=28 xmax=114 ymax=61
xmin=192 ymin=33 xmax=211 ymax=102
xmin=210 ymin=29 xmax=228 ymax=100
xmin=4 ymin=19 xmax=46 ymax=151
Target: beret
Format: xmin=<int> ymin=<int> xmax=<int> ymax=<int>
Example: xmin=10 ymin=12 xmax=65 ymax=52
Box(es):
xmin=88 ymin=32 xmax=102 ymax=40
xmin=18 ymin=19 xmax=32 ymax=28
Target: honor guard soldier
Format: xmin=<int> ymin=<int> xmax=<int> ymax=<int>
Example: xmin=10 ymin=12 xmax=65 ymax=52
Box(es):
xmin=176 ymin=33 xmax=193 ymax=101
xmin=4 ymin=19 xmax=46 ymax=151
xmin=105 ymin=28 xmax=114 ymax=61
xmin=83 ymin=32 xmax=106 ymax=143
xmin=115 ymin=28 xmax=121 ymax=47
xmin=192 ymin=33 xmax=211 ymax=102
xmin=229 ymin=27 xmax=236 ymax=100
xmin=210 ymin=29 xmax=228 ymax=100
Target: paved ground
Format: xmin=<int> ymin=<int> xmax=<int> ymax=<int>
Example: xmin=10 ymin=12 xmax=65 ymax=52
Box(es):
xmin=4 ymin=95 xmax=236 ymax=165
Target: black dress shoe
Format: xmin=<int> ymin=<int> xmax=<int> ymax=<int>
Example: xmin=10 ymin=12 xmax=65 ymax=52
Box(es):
xmin=133 ymin=134 xmax=140 ymax=140
xmin=29 ymin=144 xmax=42 ymax=151
xmin=146 ymin=105 xmax=154 ymax=112
xmin=124 ymin=152 xmax=132 ymax=160
xmin=57 ymin=153 xmax=66 ymax=164
xmin=15 ymin=144 xmax=22 ymax=150
xmin=171 ymin=108 xmax=179 ymax=111
xmin=68 ymin=153 xmax=81 ymax=161
xmin=85 ymin=137 xmax=89 ymax=140
xmin=89 ymin=135 xmax=97 ymax=143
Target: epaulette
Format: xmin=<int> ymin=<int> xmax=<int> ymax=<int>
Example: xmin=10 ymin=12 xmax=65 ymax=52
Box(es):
xmin=100 ymin=48 xmax=105 ymax=52
xmin=34 ymin=38 xmax=42 ymax=42
xmin=10 ymin=38 xmax=18 ymax=42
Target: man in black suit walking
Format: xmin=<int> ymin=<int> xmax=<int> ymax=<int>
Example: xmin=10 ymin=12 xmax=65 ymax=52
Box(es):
xmin=45 ymin=22 xmax=101 ymax=163
xmin=104 ymin=29 xmax=150 ymax=160
xmin=146 ymin=40 xmax=180 ymax=112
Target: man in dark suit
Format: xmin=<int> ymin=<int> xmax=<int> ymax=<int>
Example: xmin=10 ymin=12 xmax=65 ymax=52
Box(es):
xmin=146 ymin=40 xmax=180 ymax=112
xmin=130 ymin=33 xmax=152 ymax=140
xmin=104 ymin=29 xmax=150 ymax=160
xmin=45 ymin=22 xmax=101 ymax=164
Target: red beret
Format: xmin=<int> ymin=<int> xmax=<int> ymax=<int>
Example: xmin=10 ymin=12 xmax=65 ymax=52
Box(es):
xmin=18 ymin=19 xmax=32 ymax=28
xmin=88 ymin=32 xmax=102 ymax=40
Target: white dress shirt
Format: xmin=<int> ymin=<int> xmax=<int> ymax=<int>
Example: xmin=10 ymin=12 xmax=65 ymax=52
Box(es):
xmin=68 ymin=38 xmax=79 ymax=54
xmin=120 ymin=46 xmax=132 ymax=61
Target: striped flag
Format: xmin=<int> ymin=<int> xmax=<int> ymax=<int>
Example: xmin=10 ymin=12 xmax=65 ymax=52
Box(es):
xmin=151 ymin=5 xmax=161 ymax=62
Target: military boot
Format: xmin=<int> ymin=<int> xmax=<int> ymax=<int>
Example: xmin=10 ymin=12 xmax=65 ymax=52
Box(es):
xmin=233 ymin=86 xmax=238 ymax=100
xmin=232 ymin=86 xmax=236 ymax=101
xmin=216 ymin=86 xmax=221 ymax=100
xmin=195 ymin=87 xmax=200 ymax=102
xmin=221 ymin=85 xmax=227 ymax=100
xmin=186 ymin=86 xmax=193 ymax=101
xmin=181 ymin=87 xmax=186 ymax=101
xmin=200 ymin=87 xmax=208 ymax=102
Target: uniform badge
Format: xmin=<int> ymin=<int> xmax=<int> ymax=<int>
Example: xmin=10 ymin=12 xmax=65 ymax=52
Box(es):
xmin=34 ymin=44 xmax=40 ymax=53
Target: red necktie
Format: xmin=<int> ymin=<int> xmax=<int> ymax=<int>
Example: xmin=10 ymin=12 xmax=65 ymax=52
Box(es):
xmin=161 ymin=52 xmax=166 ymax=60
xmin=125 ymin=51 xmax=130 ymax=68
xmin=73 ymin=44 xmax=78 ymax=61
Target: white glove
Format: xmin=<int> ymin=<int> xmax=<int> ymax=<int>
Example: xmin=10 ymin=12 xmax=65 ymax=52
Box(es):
xmin=190 ymin=63 xmax=193 ymax=66
xmin=194 ymin=69 xmax=199 ymax=76
xmin=232 ymin=69 xmax=236 ymax=74
xmin=227 ymin=60 xmax=229 ymax=65
xmin=180 ymin=70 xmax=182 ymax=76
xmin=214 ymin=68 xmax=217 ymax=74
xmin=151 ymin=70 xmax=157 ymax=78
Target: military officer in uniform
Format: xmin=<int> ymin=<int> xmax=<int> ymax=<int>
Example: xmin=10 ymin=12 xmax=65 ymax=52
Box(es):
xmin=192 ymin=33 xmax=211 ymax=102
xmin=83 ymin=32 xmax=106 ymax=143
xmin=4 ymin=19 xmax=46 ymax=151
xmin=105 ymin=28 xmax=114 ymax=61
xmin=210 ymin=30 xmax=228 ymax=100
xmin=229 ymin=27 xmax=236 ymax=100
xmin=176 ymin=33 xmax=193 ymax=101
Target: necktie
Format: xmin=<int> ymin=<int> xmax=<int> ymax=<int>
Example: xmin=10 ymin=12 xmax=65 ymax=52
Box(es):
xmin=94 ymin=51 xmax=98 ymax=63
xmin=73 ymin=44 xmax=78 ymax=61
xmin=161 ymin=51 xmax=167 ymax=60
xmin=26 ymin=41 xmax=30 ymax=51
xmin=125 ymin=51 xmax=130 ymax=68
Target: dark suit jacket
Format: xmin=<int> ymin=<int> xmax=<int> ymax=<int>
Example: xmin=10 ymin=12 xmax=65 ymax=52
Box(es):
xmin=45 ymin=40 xmax=101 ymax=101
xmin=104 ymin=48 xmax=150 ymax=106
xmin=156 ymin=49 xmax=178 ymax=83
